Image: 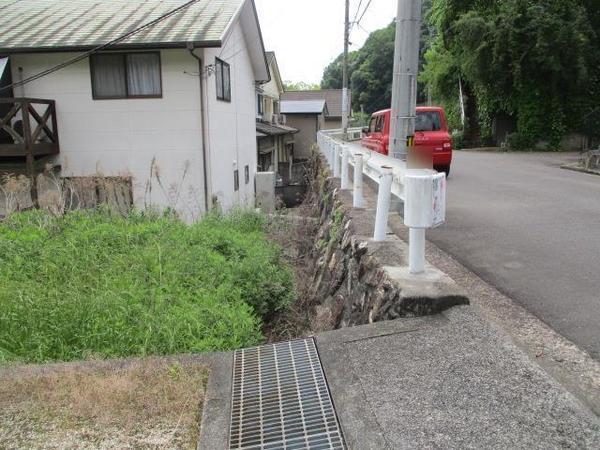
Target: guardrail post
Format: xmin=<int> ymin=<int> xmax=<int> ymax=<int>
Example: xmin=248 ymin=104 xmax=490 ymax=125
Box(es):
xmin=340 ymin=146 xmax=349 ymax=189
xmin=333 ymin=143 xmax=341 ymax=178
xmin=353 ymin=153 xmax=364 ymax=208
xmin=409 ymin=228 xmax=426 ymax=274
xmin=373 ymin=166 xmax=393 ymax=241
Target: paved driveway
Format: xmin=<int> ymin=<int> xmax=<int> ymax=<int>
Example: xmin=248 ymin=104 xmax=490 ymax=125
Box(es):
xmin=427 ymin=151 xmax=600 ymax=359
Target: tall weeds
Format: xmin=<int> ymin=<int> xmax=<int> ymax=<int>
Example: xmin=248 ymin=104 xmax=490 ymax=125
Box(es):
xmin=0 ymin=208 xmax=294 ymax=363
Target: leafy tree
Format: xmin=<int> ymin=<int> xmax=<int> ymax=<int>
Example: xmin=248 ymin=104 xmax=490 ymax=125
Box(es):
xmin=283 ymin=81 xmax=321 ymax=91
xmin=321 ymin=1 xmax=433 ymax=114
xmin=424 ymin=0 xmax=600 ymax=147
xmin=321 ymin=51 xmax=359 ymax=90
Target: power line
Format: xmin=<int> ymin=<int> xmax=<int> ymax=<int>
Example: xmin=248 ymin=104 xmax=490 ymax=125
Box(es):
xmin=356 ymin=0 xmax=374 ymax=27
xmin=0 ymin=0 xmax=202 ymax=94
xmin=351 ymin=0 xmax=365 ymax=29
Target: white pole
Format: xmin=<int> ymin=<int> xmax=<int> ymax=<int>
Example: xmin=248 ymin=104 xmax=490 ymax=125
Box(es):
xmin=353 ymin=153 xmax=364 ymax=208
xmin=333 ymin=143 xmax=341 ymax=178
xmin=409 ymin=228 xmax=426 ymax=274
xmin=373 ymin=166 xmax=393 ymax=241
xmin=342 ymin=0 xmax=350 ymax=139
xmin=389 ymin=0 xmax=422 ymax=160
xmin=341 ymin=146 xmax=349 ymax=189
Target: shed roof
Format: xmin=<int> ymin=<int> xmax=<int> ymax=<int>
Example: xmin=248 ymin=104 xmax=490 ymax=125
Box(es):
xmin=256 ymin=121 xmax=298 ymax=136
xmin=281 ymin=89 xmax=348 ymax=118
xmin=0 ymin=0 xmax=243 ymax=52
xmin=281 ymin=100 xmax=328 ymax=115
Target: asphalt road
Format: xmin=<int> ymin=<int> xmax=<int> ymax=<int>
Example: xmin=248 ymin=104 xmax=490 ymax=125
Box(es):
xmin=427 ymin=151 xmax=600 ymax=359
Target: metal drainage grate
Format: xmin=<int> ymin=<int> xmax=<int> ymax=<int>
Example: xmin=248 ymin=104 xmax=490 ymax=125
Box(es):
xmin=230 ymin=338 xmax=346 ymax=450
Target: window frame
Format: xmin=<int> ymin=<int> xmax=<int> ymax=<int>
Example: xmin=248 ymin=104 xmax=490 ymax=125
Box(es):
xmin=90 ymin=51 xmax=163 ymax=100
xmin=257 ymin=93 xmax=264 ymax=115
xmin=234 ymin=169 xmax=240 ymax=191
xmin=215 ymin=58 xmax=231 ymax=102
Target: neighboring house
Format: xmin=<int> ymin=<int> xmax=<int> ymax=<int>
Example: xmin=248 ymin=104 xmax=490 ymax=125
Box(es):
xmin=280 ymin=100 xmax=328 ymax=160
xmin=0 ymin=0 xmax=269 ymax=220
xmin=281 ymin=89 xmax=350 ymax=130
xmin=255 ymin=51 xmax=298 ymax=184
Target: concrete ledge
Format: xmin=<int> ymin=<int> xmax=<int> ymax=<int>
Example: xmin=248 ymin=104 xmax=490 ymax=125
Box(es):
xmin=197 ymin=352 xmax=233 ymax=450
xmin=317 ymin=306 xmax=600 ymax=449
xmin=561 ymin=163 xmax=600 ymax=176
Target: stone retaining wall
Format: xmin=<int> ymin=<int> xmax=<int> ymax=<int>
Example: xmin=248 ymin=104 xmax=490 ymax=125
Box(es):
xmin=306 ymin=155 xmax=469 ymax=332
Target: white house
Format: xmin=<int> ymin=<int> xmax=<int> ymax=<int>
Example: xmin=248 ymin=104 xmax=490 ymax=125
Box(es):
xmin=255 ymin=52 xmax=298 ymax=183
xmin=0 ymin=0 xmax=270 ymax=220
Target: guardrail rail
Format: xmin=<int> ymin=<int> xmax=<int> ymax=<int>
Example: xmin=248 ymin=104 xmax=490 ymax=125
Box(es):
xmin=317 ymin=128 xmax=446 ymax=274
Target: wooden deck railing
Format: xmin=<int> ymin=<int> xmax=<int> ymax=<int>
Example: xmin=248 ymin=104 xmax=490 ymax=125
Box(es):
xmin=0 ymin=98 xmax=60 ymax=206
xmin=0 ymin=98 xmax=59 ymax=157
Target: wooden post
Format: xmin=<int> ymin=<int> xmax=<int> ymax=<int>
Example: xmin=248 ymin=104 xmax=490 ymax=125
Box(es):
xmin=21 ymin=100 xmax=38 ymax=207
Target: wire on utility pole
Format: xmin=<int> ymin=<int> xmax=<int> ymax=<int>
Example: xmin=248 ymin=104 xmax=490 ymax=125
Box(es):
xmin=355 ymin=0 xmax=374 ymax=27
xmin=351 ymin=0 xmax=364 ymax=29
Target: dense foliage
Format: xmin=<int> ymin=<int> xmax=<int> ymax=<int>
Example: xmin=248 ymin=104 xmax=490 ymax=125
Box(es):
xmin=0 ymin=209 xmax=294 ymax=363
xmin=423 ymin=0 xmax=600 ymax=147
xmin=283 ymin=81 xmax=321 ymax=91
xmin=321 ymin=0 xmax=599 ymax=148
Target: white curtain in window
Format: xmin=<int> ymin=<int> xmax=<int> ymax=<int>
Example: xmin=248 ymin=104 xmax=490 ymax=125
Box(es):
xmin=93 ymin=54 xmax=126 ymax=97
xmin=127 ymin=53 xmax=161 ymax=96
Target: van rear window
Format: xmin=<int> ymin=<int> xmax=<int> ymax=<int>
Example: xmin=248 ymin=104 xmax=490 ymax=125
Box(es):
xmin=415 ymin=111 xmax=442 ymax=132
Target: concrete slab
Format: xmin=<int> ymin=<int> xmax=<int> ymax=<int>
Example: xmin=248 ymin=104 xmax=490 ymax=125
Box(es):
xmin=316 ymin=306 xmax=600 ymax=449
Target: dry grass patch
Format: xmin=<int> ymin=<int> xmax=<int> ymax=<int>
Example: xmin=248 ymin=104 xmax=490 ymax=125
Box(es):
xmin=0 ymin=358 xmax=208 ymax=449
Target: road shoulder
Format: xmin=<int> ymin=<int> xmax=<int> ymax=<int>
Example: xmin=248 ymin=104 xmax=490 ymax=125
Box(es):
xmin=388 ymin=214 xmax=600 ymax=416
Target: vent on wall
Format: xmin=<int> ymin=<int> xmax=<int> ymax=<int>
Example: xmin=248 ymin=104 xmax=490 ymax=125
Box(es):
xmin=230 ymin=338 xmax=346 ymax=450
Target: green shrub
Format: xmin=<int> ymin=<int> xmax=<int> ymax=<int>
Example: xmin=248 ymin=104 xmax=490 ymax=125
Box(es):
xmin=451 ymin=130 xmax=465 ymax=150
xmin=505 ymin=132 xmax=534 ymax=151
xmin=0 ymin=209 xmax=294 ymax=363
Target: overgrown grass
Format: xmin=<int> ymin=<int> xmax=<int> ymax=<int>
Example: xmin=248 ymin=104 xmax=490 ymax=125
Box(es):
xmin=0 ymin=209 xmax=295 ymax=363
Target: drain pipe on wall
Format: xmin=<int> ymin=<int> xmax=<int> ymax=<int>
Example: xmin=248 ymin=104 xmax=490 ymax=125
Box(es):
xmin=188 ymin=46 xmax=211 ymax=213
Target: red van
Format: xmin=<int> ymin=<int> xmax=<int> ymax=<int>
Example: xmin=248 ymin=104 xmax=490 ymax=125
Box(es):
xmin=361 ymin=107 xmax=453 ymax=174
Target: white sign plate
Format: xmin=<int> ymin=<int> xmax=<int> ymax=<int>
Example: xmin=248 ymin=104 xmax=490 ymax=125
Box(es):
xmin=432 ymin=173 xmax=446 ymax=227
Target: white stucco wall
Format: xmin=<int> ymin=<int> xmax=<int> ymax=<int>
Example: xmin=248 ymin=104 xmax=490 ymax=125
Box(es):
xmin=10 ymin=22 xmax=261 ymax=218
xmin=203 ymin=20 xmax=258 ymax=211
xmin=11 ymin=49 xmax=207 ymax=220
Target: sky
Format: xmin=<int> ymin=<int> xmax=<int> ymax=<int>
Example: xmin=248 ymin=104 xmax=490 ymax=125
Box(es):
xmin=254 ymin=0 xmax=397 ymax=85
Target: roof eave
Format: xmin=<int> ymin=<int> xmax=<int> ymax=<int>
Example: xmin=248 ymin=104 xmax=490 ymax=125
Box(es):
xmin=0 ymin=40 xmax=223 ymax=55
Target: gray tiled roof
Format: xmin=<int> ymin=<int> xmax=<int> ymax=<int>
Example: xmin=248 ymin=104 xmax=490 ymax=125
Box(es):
xmin=256 ymin=120 xmax=298 ymax=136
xmin=281 ymin=89 xmax=348 ymax=118
xmin=281 ymin=100 xmax=328 ymax=115
xmin=0 ymin=0 xmax=243 ymax=52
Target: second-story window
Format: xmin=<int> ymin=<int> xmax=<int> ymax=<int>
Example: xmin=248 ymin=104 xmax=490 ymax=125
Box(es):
xmin=257 ymin=94 xmax=264 ymax=115
xmin=90 ymin=52 xmax=162 ymax=99
xmin=215 ymin=58 xmax=231 ymax=102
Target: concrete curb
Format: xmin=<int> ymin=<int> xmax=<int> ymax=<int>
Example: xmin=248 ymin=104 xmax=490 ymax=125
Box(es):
xmin=197 ymin=352 xmax=233 ymax=450
xmin=561 ymin=163 xmax=600 ymax=176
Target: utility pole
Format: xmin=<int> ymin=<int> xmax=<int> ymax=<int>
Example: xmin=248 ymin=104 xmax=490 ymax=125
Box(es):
xmin=341 ymin=0 xmax=350 ymax=139
xmin=389 ymin=0 xmax=422 ymax=160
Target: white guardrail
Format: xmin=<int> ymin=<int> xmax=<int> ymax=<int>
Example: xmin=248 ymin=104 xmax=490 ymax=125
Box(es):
xmin=317 ymin=128 xmax=447 ymax=275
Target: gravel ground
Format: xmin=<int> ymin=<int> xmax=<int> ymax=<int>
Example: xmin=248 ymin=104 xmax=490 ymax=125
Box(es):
xmin=0 ymin=355 xmax=209 ymax=449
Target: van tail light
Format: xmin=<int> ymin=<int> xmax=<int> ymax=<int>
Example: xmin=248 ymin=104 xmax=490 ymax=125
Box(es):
xmin=443 ymin=142 xmax=452 ymax=149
